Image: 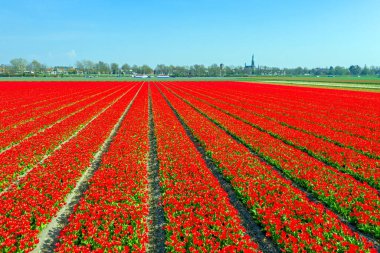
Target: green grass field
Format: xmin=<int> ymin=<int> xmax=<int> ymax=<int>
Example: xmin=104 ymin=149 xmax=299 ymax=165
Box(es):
xmin=237 ymin=75 xmax=380 ymax=82
xmin=235 ymin=76 xmax=380 ymax=91
xmin=1 ymin=75 xmax=380 ymax=91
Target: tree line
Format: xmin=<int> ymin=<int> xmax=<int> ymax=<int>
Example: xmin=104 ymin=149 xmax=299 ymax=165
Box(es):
xmin=1 ymin=58 xmax=380 ymax=77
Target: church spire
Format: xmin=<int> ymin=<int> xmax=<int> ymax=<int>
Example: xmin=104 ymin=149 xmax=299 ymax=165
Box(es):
xmin=251 ymin=54 xmax=255 ymax=68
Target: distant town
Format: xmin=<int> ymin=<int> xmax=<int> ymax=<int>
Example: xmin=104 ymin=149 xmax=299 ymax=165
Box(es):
xmin=1 ymin=56 xmax=379 ymax=78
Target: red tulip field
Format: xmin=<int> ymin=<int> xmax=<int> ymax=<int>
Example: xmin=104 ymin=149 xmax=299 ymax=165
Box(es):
xmin=0 ymin=81 xmax=380 ymax=252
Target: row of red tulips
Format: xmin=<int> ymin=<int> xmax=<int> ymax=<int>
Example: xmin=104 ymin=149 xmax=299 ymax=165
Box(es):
xmin=0 ymin=86 xmax=133 ymax=192
xmin=0 ymin=86 xmax=123 ymax=151
xmin=222 ymin=82 xmax=380 ymax=156
xmin=56 ymin=85 xmax=150 ymax=252
xmin=177 ymin=81 xmax=380 ymax=124
xmin=0 ymin=85 xmax=110 ymax=133
xmin=0 ymin=82 xmax=99 ymax=114
xmin=198 ymin=81 xmax=380 ymax=134
xmin=159 ymin=83 xmax=377 ymax=252
xmin=151 ymin=85 xmax=260 ymax=252
xmin=162 ymin=83 xmax=380 ymax=239
xmin=0 ymin=86 xmax=140 ymax=252
xmin=167 ymin=84 xmax=380 ymax=190
xmin=172 ymin=81 xmax=380 ymax=157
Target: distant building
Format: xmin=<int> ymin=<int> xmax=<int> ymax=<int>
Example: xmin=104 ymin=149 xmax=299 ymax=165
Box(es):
xmin=157 ymin=75 xmax=170 ymax=78
xmin=244 ymin=54 xmax=255 ymax=75
xmin=133 ymin=74 xmax=149 ymax=78
xmin=47 ymin=66 xmax=72 ymax=75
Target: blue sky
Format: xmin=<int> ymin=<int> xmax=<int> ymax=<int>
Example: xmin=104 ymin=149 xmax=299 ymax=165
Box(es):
xmin=0 ymin=0 xmax=379 ymax=68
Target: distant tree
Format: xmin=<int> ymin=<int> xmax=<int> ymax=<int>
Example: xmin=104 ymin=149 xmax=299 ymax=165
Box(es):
xmin=361 ymin=65 xmax=369 ymax=75
xmin=121 ymin=63 xmax=131 ymax=74
xmin=155 ymin=64 xmax=170 ymax=75
xmin=28 ymin=60 xmax=44 ymax=73
xmin=327 ymin=66 xmax=334 ymax=75
xmin=369 ymin=66 xmax=380 ymax=75
xmin=96 ymin=61 xmax=110 ymax=74
xmin=131 ymin=65 xmax=151 ymax=75
xmin=171 ymin=65 xmax=189 ymax=77
xmin=349 ymin=65 xmax=361 ymax=75
xmin=83 ymin=60 xmax=95 ymax=74
xmin=234 ymin=66 xmax=245 ymax=76
xmin=208 ymin=64 xmax=220 ymax=76
xmin=334 ymin=66 xmax=348 ymax=75
xmin=10 ymin=58 xmax=28 ymax=74
xmin=76 ymin=61 xmax=85 ymax=73
xmin=0 ymin=64 xmax=10 ymax=76
xmin=5 ymin=58 xmax=380 ymax=78
xmin=76 ymin=60 xmax=95 ymax=74
xmin=294 ymin=67 xmax=304 ymax=75
xmin=182 ymin=66 xmax=191 ymax=77
xmin=224 ymin=66 xmax=234 ymax=76
xmin=141 ymin=65 xmax=153 ymax=75
xmin=272 ymin=67 xmax=283 ymax=75
xmin=192 ymin=64 xmax=207 ymax=77
xmin=110 ymin=63 xmax=119 ymax=75
xmin=155 ymin=64 xmax=163 ymax=75
xmin=311 ymin=67 xmax=328 ymax=76
xmin=131 ymin=65 xmax=140 ymax=74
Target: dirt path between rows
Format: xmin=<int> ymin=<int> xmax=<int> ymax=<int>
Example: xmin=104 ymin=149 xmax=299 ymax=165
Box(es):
xmin=0 ymin=87 xmax=132 ymax=196
xmin=146 ymin=86 xmax=167 ymax=253
xmin=156 ymin=83 xmax=280 ymax=253
xmin=163 ymin=84 xmax=380 ymax=249
xmin=32 ymin=85 xmax=142 ymax=252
